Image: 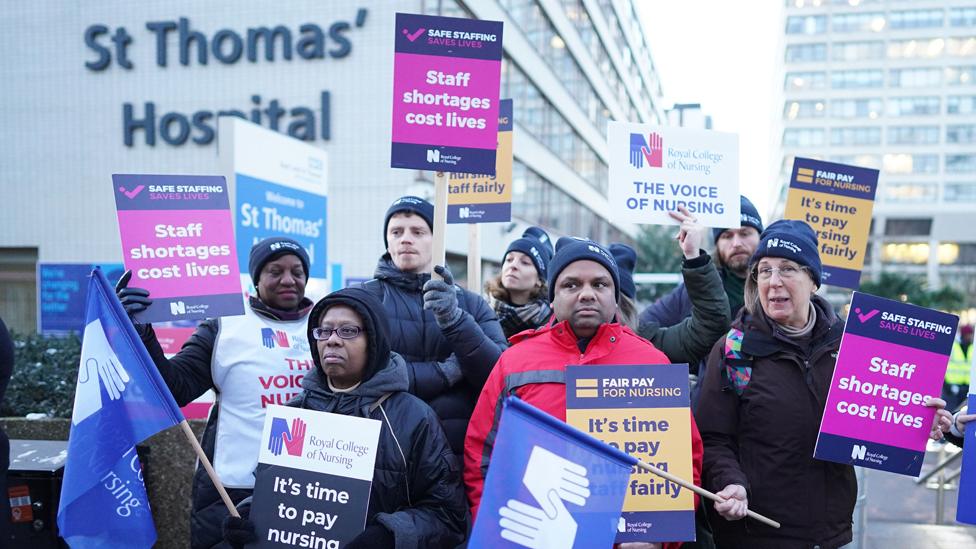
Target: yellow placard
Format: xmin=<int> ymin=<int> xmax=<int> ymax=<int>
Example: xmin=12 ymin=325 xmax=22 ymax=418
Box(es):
xmin=784 ymin=188 xmax=875 ymax=271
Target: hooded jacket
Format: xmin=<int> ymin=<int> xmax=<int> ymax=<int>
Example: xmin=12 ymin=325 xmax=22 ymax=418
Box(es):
xmin=366 ymin=256 xmax=507 ymax=456
xmin=463 ymin=319 xmax=704 ymax=549
xmin=293 ymin=288 xmax=467 ymax=548
xmin=696 ymin=294 xmax=852 ymax=549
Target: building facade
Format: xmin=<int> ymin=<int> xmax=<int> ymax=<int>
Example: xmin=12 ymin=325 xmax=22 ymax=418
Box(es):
xmin=0 ymin=0 xmax=666 ymax=332
xmin=776 ymin=0 xmax=976 ymax=306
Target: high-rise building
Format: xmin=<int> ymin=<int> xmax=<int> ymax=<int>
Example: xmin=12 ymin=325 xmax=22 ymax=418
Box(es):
xmin=776 ymin=1 xmax=976 ymax=304
xmin=0 ymin=0 xmax=665 ymax=332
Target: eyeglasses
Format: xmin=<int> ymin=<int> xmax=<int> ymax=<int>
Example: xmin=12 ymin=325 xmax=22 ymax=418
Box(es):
xmin=754 ymin=265 xmax=804 ymax=281
xmin=311 ymin=325 xmax=364 ymax=340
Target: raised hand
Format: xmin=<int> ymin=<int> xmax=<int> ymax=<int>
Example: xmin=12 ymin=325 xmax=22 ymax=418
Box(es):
xmin=115 ymin=270 xmax=153 ymax=316
xmin=261 ymin=328 xmax=276 ymax=349
xmin=629 ymin=133 xmax=646 ymax=168
xmin=642 ymin=132 xmax=663 ymax=167
xmin=268 ymin=417 xmax=289 ymax=456
xmin=423 ymin=265 xmax=462 ymax=329
xmin=283 ymin=418 xmax=306 ymax=456
xmin=668 ymin=205 xmax=705 ymax=260
xmin=499 ymin=492 xmax=577 ymax=549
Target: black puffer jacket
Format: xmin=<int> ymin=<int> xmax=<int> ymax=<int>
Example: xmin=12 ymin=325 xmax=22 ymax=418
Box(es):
xmin=696 ymin=295 xmax=852 ymax=549
xmin=364 ymin=257 xmax=507 ymax=456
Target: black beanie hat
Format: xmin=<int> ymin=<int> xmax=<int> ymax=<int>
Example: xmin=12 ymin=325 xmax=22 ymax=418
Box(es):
xmin=608 ymin=243 xmax=637 ymax=300
xmin=547 ymin=237 xmax=620 ymax=302
xmin=383 ymin=196 xmax=434 ymax=248
xmin=248 ymin=236 xmax=311 ymax=286
xmin=504 ymin=226 xmax=554 ymax=279
xmin=750 ymin=219 xmax=823 ymax=287
xmin=713 ymin=195 xmax=764 ymax=243
xmin=307 ymin=287 xmax=391 ymax=384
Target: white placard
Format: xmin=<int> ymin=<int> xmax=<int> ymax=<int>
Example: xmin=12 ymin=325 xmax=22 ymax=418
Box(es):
xmin=607 ymin=122 xmax=740 ymax=227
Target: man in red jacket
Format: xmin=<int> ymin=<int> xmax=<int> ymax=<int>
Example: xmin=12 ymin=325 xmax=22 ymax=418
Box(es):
xmin=464 ymin=237 xmax=703 ymax=549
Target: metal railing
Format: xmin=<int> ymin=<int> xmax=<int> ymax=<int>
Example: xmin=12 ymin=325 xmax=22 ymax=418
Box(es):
xmin=915 ymin=444 xmax=964 ymax=524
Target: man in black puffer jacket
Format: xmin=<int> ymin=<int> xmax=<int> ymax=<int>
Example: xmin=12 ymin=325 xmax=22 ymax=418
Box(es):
xmin=363 ymin=196 xmax=507 ymax=457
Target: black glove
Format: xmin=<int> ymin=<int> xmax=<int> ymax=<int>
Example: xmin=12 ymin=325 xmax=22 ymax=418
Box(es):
xmin=221 ymin=515 xmax=256 ymax=549
xmin=115 ymin=270 xmax=153 ymax=316
xmin=423 ymin=265 xmax=462 ymax=328
xmin=345 ymin=524 xmax=395 ymax=549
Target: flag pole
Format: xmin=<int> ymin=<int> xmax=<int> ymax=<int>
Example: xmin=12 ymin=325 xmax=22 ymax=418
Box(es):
xmin=432 ymin=170 xmax=449 ymax=280
xmin=467 ymin=223 xmax=481 ymax=291
xmin=634 ymin=460 xmax=780 ymax=529
xmin=179 ymin=421 xmax=240 ymax=517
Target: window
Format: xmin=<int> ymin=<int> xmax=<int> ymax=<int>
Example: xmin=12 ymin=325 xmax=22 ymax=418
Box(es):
xmin=830 ymin=97 xmax=883 ymax=118
xmin=831 ymin=154 xmax=881 ymax=169
xmin=888 ymin=38 xmax=945 ymax=59
xmin=950 ymin=7 xmax=976 ymax=27
xmin=786 ymin=15 xmax=827 ymax=34
xmin=786 ymin=43 xmax=827 ymax=62
xmin=948 ymin=95 xmax=976 ymax=114
xmin=947 ymin=37 xmax=976 ymax=57
xmin=953 ymin=244 xmax=976 ymax=265
xmin=886 ymin=96 xmax=940 ymax=116
xmin=783 ymin=128 xmax=825 ymax=147
xmin=785 ymin=71 xmax=826 ymax=90
xmin=833 ymin=41 xmax=885 ymax=61
xmin=884 ymin=218 xmax=933 ymax=236
xmin=883 ymin=154 xmax=939 ymax=174
xmin=889 ymin=67 xmax=942 ymax=87
xmin=887 ymin=126 xmax=939 ymax=145
xmin=888 ymin=9 xmax=943 ymax=30
xmin=946 ymin=66 xmax=976 ymax=86
xmin=783 ymin=100 xmax=826 ymax=119
xmin=945 ymin=183 xmax=976 ymax=202
xmin=831 ymin=127 xmax=881 ymax=146
xmin=947 ymin=124 xmax=976 ymax=144
xmin=832 ymin=69 xmax=883 ymax=89
xmin=883 ymin=183 xmax=938 ymax=203
xmin=946 ymin=154 xmax=976 ymax=174
xmin=881 ymin=243 xmax=930 ymax=265
xmin=832 ymin=12 xmax=885 ymax=33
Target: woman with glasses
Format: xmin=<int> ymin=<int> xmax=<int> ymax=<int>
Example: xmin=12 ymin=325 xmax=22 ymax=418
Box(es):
xmin=695 ymin=220 xmax=950 ymax=549
xmin=225 ymin=287 xmax=467 ymax=548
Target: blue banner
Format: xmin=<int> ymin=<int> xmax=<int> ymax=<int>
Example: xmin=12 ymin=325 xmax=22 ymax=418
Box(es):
xmin=38 ymin=263 xmax=124 ymax=335
xmin=958 ymin=394 xmax=976 ymax=525
xmin=56 ymin=269 xmax=184 ymax=548
xmin=469 ymin=397 xmax=635 ymax=549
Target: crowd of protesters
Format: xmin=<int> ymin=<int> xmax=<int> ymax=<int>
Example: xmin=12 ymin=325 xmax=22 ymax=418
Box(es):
xmin=116 ymin=194 xmax=969 ymax=549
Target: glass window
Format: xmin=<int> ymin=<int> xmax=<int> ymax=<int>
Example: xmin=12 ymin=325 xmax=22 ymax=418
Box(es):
xmin=945 ymin=182 xmax=976 ymax=202
xmin=830 ymin=97 xmax=883 ymax=118
xmin=885 ymin=218 xmax=933 ymax=236
xmin=786 ymin=43 xmax=827 ymax=62
xmin=783 ymin=128 xmax=825 ymax=147
xmin=947 ymin=37 xmax=976 ymax=57
xmin=832 ymin=12 xmax=886 ymax=33
xmin=785 ymin=71 xmax=826 ymax=90
xmin=881 ymin=243 xmax=930 ymax=265
xmin=947 ymin=124 xmax=976 ymax=144
xmin=830 ymin=154 xmax=881 ymax=169
xmin=888 ymin=9 xmax=944 ymax=30
xmin=888 ymin=38 xmax=945 ymax=59
xmin=883 ymin=153 xmax=939 ymax=174
xmin=831 ymin=127 xmax=881 ymax=146
xmin=886 ymin=96 xmax=940 ymax=116
xmin=953 ymin=243 xmax=976 ymax=264
xmin=946 ymin=154 xmax=976 ymax=174
xmin=786 ymin=15 xmax=827 ymax=34
xmin=883 ymin=183 xmax=938 ymax=203
xmin=950 ymin=7 xmax=976 ymax=27
xmin=887 ymin=126 xmax=940 ymax=145
xmin=833 ymin=41 xmax=885 ymax=61
xmin=946 ymin=66 xmax=976 ymax=86
xmin=831 ymin=69 xmax=884 ymax=89
xmin=948 ymin=95 xmax=976 ymax=114
xmin=783 ymin=100 xmax=826 ymax=119
xmin=889 ymin=67 xmax=942 ymax=87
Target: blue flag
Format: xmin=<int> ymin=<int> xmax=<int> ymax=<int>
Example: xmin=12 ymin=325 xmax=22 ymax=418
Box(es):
xmin=957 ymin=392 xmax=976 ymax=525
xmin=469 ymin=397 xmax=636 ymax=549
xmin=56 ymin=269 xmax=184 ymax=548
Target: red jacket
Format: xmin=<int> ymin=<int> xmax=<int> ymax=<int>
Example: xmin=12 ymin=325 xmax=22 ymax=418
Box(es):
xmin=464 ymin=319 xmax=704 ymax=548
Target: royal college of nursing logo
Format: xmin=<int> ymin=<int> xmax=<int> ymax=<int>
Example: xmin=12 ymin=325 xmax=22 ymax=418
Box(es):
xmin=628 ymin=132 xmax=663 ymax=169
xmin=268 ymin=417 xmax=306 ymax=457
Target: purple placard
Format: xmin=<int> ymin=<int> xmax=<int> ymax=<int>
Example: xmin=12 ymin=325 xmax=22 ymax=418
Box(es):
xmin=112 ymin=174 xmax=244 ymax=323
xmin=814 ymin=292 xmax=958 ymax=476
xmin=391 ymin=13 xmax=503 ymax=174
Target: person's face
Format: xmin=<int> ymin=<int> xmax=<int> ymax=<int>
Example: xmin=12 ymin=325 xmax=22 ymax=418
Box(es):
xmin=315 ymin=305 xmax=368 ymax=389
xmin=552 ymin=260 xmax=617 ymax=338
xmin=257 ymin=255 xmax=307 ymax=311
xmin=387 ymin=213 xmax=433 ymax=273
xmin=756 ymin=257 xmax=817 ymax=329
xmin=717 ymin=226 xmax=761 ymax=276
xmin=501 ymin=251 xmax=540 ymax=293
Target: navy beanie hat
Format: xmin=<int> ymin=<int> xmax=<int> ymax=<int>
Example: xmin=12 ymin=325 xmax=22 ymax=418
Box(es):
xmin=504 ymin=226 xmax=554 ymax=279
xmin=713 ymin=195 xmax=764 ymax=242
xmin=248 ymin=236 xmax=311 ymax=286
xmin=608 ymin=243 xmax=637 ymax=300
xmin=547 ymin=237 xmax=620 ymax=302
xmin=750 ymin=219 xmax=822 ymax=286
xmin=383 ymin=196 xmax=434 ymax=247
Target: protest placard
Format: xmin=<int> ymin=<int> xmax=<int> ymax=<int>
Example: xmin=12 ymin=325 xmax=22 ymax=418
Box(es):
xmin=784 ymin=157 xmax=878 ymax=289
xmin=447 ymin=99 xmax=512 ymax=223
xmin=391 ymin=12 xmax=503 ymax=175
xmin=250 ymin=405 xmax=382 ymax=549
xmin=566 ymin=364 xmax=695 ymax=542
xmin=608 ymin=123 xmax=739 ymax=228
xmin=112 ymin=174 xmax=244 ymax=323
xmin=37 ymin=262 xmax=123 ymax=335
xmin=815 ymin=292 xmax=958 ymax=476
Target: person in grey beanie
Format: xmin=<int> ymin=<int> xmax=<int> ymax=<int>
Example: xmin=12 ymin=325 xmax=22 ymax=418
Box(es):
xmin=115 ymin=236 xmax=315 ymax=548
xmin=485 ymin=226 xmax=554 ymax=339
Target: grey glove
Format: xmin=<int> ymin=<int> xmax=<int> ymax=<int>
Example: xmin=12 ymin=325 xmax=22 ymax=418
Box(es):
xmin=423 ymin=265 xmax=463 ymax=328
xmin=436 ymin=355 xmax=463 ymax=387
